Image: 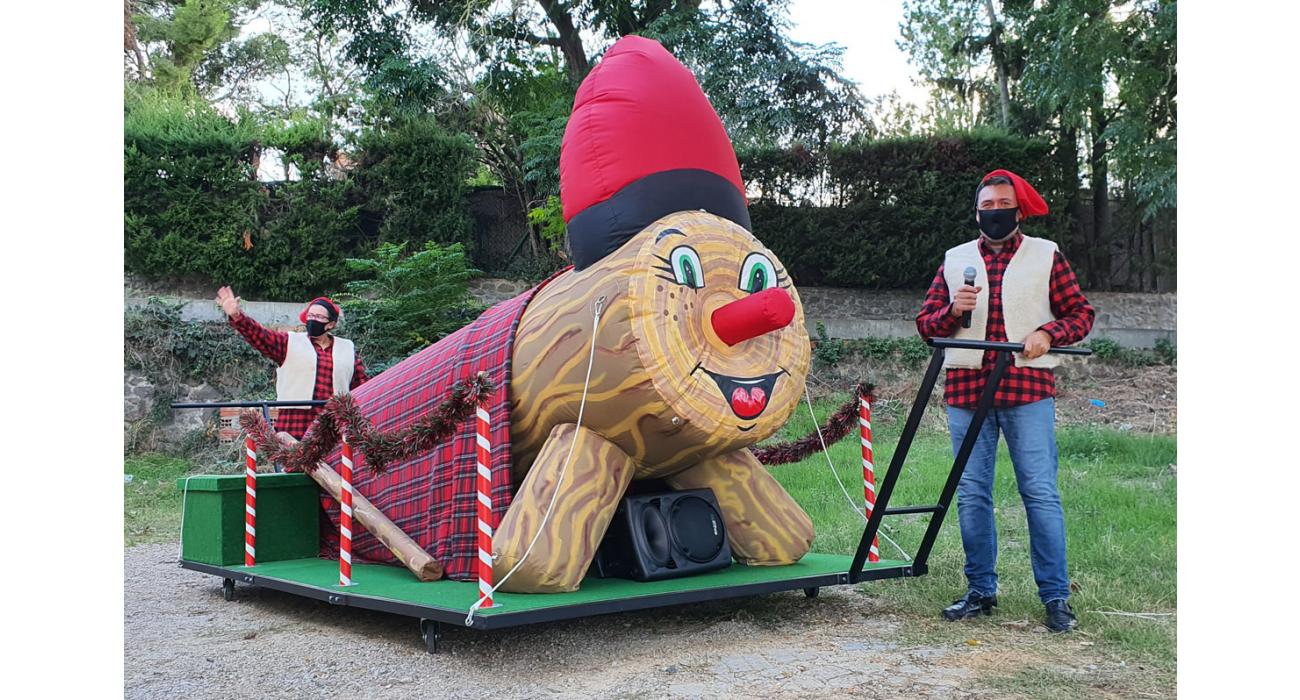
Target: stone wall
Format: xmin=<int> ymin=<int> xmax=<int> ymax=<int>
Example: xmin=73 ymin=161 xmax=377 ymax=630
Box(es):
xmin=129 ymin=282 xmax=1175 ymax=348
xmin=799 ymin=289 xmax=1176 ymax=348
xmin=124 ymin=279 xmax=1175 ymax=449
xmin=462 ymin=282 xmax=1176 ymax=348
xmin=127 ymin=280 xmax=1176 ymax=348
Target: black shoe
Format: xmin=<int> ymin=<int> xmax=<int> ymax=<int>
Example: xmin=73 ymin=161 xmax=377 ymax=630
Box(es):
xmin=942 ymin=591 xmax=998 ymax=620
xmin=1044 ymin=599 xmax=1078 ymax=632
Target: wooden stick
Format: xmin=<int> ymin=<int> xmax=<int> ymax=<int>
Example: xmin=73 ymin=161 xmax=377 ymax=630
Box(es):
xmin=275 ymin=432 xmax=443 ymax=582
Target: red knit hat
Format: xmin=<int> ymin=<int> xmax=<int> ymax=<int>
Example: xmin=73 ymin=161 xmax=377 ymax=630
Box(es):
xmin=560 ymin=36 xmax=750 ymax=270
xmin=299 ymin=296 xmax=341 ymax=324
xmin=980 ymin=169 xmax=1049 ymax=218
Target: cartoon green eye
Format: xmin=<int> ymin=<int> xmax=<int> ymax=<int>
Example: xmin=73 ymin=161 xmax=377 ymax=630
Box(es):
xmin=739 ymin=253 xmax=778 ymax=293
xmin=669 ymin=246 xmax=705 ymax=289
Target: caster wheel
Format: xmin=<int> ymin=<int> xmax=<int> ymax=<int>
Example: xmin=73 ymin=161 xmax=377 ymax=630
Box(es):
xmin=420 ymin=619 xmax=442 ymax=654
xmin=223 ymin=578 xmax=236 ymax=602
xmin=803 ymin=587 xmax=819 ymax=599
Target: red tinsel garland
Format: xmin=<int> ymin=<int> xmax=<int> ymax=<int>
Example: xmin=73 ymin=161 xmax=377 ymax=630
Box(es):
xmin=238 ymin=373 xmax=494 ymax=474
xmin=753 ymin=383 xmax=874 ymax=466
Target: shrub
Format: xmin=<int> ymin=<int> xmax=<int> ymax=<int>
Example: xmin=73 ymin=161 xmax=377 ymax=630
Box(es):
xmin=812 ymin=322 xmax=844 ymax=367
xmin=339 ymin=241 xmax=484 ymax=369
xmin=742 ymin=132 xmax=1074 ymax=289
xmin=353 ymin=117 xmax=477 ymax=249
xmin=1087 ymin=337 xmax=1122 ymax=361
xmin=125 ymin=96 xmax=478 ymax=300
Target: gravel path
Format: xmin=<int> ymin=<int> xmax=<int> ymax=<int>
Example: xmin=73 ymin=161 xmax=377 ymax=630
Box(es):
xmin=126 ymin=543 xmax=997 ymax=699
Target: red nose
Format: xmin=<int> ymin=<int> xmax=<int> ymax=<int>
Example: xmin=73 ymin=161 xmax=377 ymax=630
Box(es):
xmin=711 ymin=288 xmax=796 ymax=346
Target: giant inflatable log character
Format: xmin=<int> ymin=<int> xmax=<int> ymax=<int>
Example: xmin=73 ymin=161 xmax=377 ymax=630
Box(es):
xmin=312 ymin=36 xmax=813 ymax=592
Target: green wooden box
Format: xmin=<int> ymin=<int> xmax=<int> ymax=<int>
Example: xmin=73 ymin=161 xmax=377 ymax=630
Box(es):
xmin=176 ymin=473 xmax=320 ymax=566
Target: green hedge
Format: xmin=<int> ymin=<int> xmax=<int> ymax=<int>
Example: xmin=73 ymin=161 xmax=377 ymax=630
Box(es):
xmin=741 ymin=132 xmax=1075 ymax=288
xmin=125 ymin=96 xmax=476 ymax=300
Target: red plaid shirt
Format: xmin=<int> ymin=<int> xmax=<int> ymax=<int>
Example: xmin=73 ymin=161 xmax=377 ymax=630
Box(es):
xmin=229 ymin=314 xmax=369 ymax=438
xmin=915 ymin=234 xmax=1095 ymax=408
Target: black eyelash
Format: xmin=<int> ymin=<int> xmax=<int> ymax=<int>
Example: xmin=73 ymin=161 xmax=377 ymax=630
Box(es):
xmin=653 ymin=264 xmax=675 ymax=275
xmin=653 ymin=253 xmax=672 ymax=265
xmin=655 ymin=274 xmax=679 ymax=285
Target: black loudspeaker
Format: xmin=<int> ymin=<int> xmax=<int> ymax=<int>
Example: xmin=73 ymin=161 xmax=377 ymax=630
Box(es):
xmin=593 ymin=488 xmax=732 ymax=581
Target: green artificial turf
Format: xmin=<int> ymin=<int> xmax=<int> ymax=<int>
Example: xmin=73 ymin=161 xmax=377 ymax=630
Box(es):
xmin=240 ymin=552 xmax=907 ymax=615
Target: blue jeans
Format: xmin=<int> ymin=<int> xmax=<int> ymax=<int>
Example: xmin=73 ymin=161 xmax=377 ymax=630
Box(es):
xmin=947 ymin=398 xmax=1069 ymax=604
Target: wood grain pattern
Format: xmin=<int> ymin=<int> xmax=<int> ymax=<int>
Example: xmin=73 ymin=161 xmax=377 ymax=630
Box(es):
xmin=665 ymin=448 xmax=814 ymax=565
xmin=501 ymin=210 xmax=814 ymax=589
xmin=492 ymin=423 xmax=636 ymax=592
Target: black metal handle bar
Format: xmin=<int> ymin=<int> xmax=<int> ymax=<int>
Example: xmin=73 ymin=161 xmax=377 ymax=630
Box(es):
xmin=170 ymin=400 xmax=328 ymax=409
xmin=926 ymin=337 xmax=1092 ymax=356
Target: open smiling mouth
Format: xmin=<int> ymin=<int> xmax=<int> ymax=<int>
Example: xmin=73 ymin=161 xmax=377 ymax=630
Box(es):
xmin=697 ymin=367 xmax=789 ymax=421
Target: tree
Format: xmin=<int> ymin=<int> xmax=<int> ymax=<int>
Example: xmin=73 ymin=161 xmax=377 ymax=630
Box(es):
xmin=300 ymin=0 xmax=863 ymax=264
xmin=129 ymin=0 xmax=293 ymax=101
xmin=644 ymin=0 xmax=868 ymax=149
xmin=899 ymin=0 xmax=1177 ymax=289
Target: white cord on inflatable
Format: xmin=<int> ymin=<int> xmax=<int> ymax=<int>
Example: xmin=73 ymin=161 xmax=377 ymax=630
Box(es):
xmin=802 ymin=388 xmax=911 ymax=562
xmin=466 ymin=296 xmax=607 ymax=625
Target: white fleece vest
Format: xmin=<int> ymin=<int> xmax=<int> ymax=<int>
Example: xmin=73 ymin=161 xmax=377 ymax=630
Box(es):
xmin=276 ymin=333 xmax=356 ymax=402
xmin=943 ymin=235 xmax=1059 ymax=370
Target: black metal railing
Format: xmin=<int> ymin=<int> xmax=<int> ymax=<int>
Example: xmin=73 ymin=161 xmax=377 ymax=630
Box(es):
xmin=848 ymin=338 xmax=1092 ymax=582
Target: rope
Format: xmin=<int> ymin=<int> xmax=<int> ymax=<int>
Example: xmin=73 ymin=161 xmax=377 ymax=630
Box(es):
xmin=465 ymin=295 xmax=607 ymax=626
xmin=803 ymin=388 xmax=911 ymax=562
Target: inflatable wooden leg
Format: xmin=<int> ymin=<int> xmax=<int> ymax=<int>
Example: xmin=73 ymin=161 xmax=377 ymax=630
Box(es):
xmin=666 ymin=448 xmax=814 ymax=565
xmin=493 ymin=423 xmax=636 ymax=592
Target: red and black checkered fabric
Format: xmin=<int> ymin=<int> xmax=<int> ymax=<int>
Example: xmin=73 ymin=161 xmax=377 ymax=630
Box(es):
xmin=915 ymin=234 xmax=1095 ymax=409
xmin=314 ymin=274 xmax=562 ymax=581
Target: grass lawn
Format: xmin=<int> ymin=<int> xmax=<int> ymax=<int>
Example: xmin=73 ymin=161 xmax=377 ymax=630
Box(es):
xmin=126 ymin=396 xmax=1175 ymax=695
xmin=770 ymin=395 xmax=1177 ymax=696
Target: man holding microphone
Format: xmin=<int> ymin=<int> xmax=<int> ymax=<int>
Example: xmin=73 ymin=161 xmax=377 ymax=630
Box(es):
xmin=915 ymin=170 xmax=1095 ymax=632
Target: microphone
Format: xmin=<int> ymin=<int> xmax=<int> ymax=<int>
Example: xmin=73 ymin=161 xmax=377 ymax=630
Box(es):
xmin=961 ymin=266 xmax=976 ymax=329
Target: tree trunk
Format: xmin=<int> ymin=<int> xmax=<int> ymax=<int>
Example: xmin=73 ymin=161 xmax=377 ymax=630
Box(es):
xmin=536 ymin=0 xmax=590 ymax=83
xmin=1089 ymin=102 xmax=1111 ymax=291
xmin=124 ymin=0 xmax=148 ymax=78
xmin=983 ymin=0 xmax=1010 ymax=129
xmin=1058 ymin=124 xmax=1087 ymax=284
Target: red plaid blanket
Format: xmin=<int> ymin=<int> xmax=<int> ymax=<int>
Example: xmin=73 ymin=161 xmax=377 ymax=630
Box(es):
xmin=315 ymin=276 xmax=560 ymax=580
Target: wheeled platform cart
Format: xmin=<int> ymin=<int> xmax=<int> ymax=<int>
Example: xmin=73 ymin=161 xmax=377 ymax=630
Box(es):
xmin=174 ymin=338 xmax=1088 ymax=652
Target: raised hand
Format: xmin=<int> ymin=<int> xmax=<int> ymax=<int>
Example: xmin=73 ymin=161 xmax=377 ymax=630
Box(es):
xmin=216 ymin=286 xmax=243 ymax=319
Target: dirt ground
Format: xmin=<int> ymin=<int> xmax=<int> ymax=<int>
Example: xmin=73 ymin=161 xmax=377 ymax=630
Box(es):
xmin=125 ymin=543 xmax=1162 ymax=699
xmin=127 ymin=361 xmax=1175 ymax=698
xmin=812 ymin=357 xmax=1176 ymax=435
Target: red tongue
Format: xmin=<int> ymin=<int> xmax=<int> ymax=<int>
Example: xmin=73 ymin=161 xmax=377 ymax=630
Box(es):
xmin=730 ymin=385 xmax=769 ymax=419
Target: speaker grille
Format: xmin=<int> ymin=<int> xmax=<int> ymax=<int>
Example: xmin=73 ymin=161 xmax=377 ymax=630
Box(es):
xmin=669 ymin=496 xmax=726 ymax=563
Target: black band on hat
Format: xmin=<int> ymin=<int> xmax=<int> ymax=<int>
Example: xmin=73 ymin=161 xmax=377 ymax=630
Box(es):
xmin=308 ymin=298 xmax=339 ymax=321
xmin=567 ymin=169 xmax=751 ymax=271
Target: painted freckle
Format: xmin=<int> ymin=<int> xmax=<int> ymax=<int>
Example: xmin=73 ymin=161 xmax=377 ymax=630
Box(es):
xmin=673 ymin=314 xmax=678 ymax=322
xmin=656 ymin=284 xmax=663 ymax=292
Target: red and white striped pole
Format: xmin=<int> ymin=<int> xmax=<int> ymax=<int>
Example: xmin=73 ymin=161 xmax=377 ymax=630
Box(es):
xmin=339 ymin=435 xmax=356 ymax=586
xmin=474 ymin=405 xmax=494 ymax=608
xmin=860 ymin=393 xmax=880 ymax=563
xmin=244 ymin=437 xmax=257 ymax=567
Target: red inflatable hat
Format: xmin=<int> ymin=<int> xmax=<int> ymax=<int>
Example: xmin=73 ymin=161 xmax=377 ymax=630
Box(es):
xmin=980 ymin=169 xmax=1050 ymax=218
xmin=561 ymin=36 xmax=750 ymax=270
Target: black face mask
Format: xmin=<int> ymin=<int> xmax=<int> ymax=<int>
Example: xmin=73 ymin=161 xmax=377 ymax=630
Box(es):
xmin=977 ymin=207 xmax=1020 ymax=240
xmin=305 ymin=320 xmax=328 ymax=337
